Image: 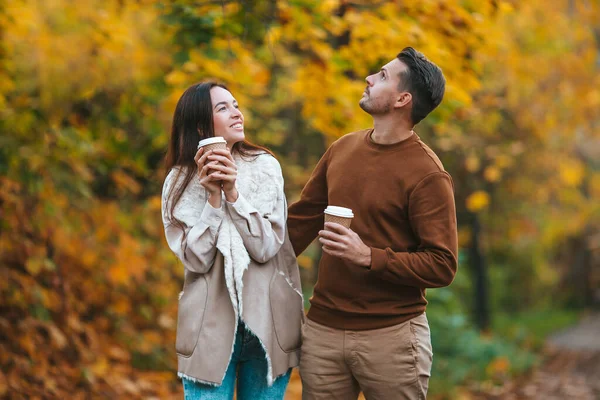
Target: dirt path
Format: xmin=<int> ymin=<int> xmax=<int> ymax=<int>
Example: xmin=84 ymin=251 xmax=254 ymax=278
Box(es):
xmin=473 ymin=313 xmax=600 ymax=400
xmin=548 ymin=313 xmax=600 ymax=352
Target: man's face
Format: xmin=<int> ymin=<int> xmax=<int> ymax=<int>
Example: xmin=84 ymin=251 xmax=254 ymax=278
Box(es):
xmin=359 ymin=58 xmax=407 ymax=115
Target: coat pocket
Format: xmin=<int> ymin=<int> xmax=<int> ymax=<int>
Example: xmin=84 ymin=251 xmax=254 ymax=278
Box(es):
xmin=269 ymin=271 xmax=303 ymax=353
xmin=175 ymin=273 xmax=208 ymax=357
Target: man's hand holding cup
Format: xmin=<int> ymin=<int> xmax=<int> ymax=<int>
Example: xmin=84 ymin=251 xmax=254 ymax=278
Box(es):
xmin=318 ymin=206 xmax=371 ymax=267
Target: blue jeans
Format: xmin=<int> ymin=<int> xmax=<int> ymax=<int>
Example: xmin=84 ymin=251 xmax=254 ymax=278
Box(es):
xmin=182 ymin=320 xmax=291 ymax=400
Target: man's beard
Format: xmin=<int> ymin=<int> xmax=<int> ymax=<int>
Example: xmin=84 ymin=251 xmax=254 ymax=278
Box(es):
xmin=359 ymin=96 xmax=391 ymax=115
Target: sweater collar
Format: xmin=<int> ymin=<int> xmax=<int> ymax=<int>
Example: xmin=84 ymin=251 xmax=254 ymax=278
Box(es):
xmin=364 ymin=128 xmax=419 ymax=151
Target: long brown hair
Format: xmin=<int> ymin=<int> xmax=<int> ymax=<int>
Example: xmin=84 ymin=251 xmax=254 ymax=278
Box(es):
xmin=164 ymin=81 xmax=273 ymax=236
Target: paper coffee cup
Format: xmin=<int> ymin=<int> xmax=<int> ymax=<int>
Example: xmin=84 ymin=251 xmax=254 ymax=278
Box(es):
xmin=324 ymin=206 xmax=354 ymax=229
xmin=198 ymin=137 xmax=227 ymax=175
xmin=197 ymin=137 xmax=227 ymax=152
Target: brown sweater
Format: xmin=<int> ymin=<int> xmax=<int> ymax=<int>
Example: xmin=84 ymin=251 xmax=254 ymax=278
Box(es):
xmin=287 ymin=129 xmax=458 ymax=330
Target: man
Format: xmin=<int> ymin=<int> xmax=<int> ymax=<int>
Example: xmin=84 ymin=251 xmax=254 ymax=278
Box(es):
xmin=287 ymin=47 xmax=458 ymax=400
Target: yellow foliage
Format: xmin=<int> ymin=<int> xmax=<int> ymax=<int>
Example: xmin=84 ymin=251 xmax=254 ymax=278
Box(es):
xmin=559 ymin=159 xmax=585 ymax=187
xmin=165 ymin=70 xmax=188 ymax=87
xmin=297 ymin=255 xmax=313 ymax=270
xmin=25 ymin=256 xmax=48 ymax=276
xmin=494 ymin=154 xmax=513 ymax=169
xmin=484 ymin=166 xmax=501 ymax=183
xmin=91 ymin=357 xmax=110 ymax=378
xmin=466 ymin=191 xmax=490 ymax=212
xmin=4 ymin=0 xmax=172 ymax=123
xmin=465 ymin=155 xmax=480 ymax=173
xmin=535 ymin=260 xmax=559 ymax=286
xmin=458 ymin=227 xmax=472 ymax=248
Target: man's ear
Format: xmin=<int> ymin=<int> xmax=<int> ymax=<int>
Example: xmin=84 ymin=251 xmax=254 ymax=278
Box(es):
xmin=395 ymin=92 xmax=412 ymax=109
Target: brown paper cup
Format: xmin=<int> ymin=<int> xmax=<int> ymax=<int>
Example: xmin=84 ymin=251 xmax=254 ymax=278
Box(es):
xmin=200 ymin=142 xmax=227 ymax=153
xmin=324 ymin=213 xmax=353 ymax=229
xmin=199 ymin=142 xmax=227 ymax=175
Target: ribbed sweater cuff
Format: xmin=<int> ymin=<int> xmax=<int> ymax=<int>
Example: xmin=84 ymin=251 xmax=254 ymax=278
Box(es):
xmin=369 ymin=247 xmax=388 ymax=273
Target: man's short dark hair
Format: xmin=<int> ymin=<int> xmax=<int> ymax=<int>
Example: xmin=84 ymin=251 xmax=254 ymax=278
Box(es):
xmin=396 ymin=47 xmax=445 ymax=125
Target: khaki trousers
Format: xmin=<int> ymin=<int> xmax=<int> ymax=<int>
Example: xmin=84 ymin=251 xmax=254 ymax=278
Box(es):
xmin=299 ymin=313 xmax=433 ymax=400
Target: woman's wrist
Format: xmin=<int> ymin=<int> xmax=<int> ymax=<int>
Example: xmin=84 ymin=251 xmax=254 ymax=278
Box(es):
xmin=224 ymin=187 xmax=238 ymax=203
xmin=207 ymin=191 xmax=222 ymax=208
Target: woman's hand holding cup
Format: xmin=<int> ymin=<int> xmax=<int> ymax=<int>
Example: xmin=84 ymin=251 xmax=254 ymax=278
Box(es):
xmin=195 ymin=147 xmax=222 ymax=207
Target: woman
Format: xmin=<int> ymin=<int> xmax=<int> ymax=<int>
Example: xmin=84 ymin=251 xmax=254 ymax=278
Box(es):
xmin=161 ymin=81 xmax=303 ymax=399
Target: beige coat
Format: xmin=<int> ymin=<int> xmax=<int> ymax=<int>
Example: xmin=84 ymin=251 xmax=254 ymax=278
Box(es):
xmin=161 ymin=154 xmax=303 ymax=386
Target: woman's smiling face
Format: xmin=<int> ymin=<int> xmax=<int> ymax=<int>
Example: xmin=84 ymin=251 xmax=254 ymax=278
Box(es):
xmin=210 ymin=86 xmax=245 ymax=148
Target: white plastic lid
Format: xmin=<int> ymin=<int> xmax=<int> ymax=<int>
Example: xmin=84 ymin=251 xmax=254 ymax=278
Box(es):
xmin=324 ymin=206 xmax=354 ymax=218
xmin=197 ymin=137 xmax=227 ymax=148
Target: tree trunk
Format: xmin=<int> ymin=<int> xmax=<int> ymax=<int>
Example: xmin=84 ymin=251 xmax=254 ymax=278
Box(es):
xmin=470 ymin=213 xmax=491 ymax=331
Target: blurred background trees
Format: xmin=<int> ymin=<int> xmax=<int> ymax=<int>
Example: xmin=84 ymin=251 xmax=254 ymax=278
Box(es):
xmin=1 ymin=0 xmax=598 ymax=398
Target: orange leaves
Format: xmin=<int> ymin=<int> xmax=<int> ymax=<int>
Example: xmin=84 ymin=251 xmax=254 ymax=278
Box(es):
xmin=108 ymin=233 xmax=148 ymax=286
xmin=108 ymin=346 xmax=132 ymax=363
xmin=1 ymin=1 xmax=178 ymax=398
xmin=18 ymin=335 xmax=37 ymax=358
xmin=111 ymin=297 xmax=132 ymax=315
xmin=486 ymin=356 xmax=511 ymax=381
xmin=46 ymin=323 xmax=69 ymax=350
xmin=91 ymin=357 xmax=110 ymax=379
xmin=1 ymin=174 xmax=180 ymax=396
xmin=136 ymin=331 xmax=163 ymax=354
xmin=297 ymin=255 xmax=313 ymax=270
xmin=1 ymin=312 xmax=180 ymax=397
xmin=112 ymin=169 xmax=142 ymax=196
